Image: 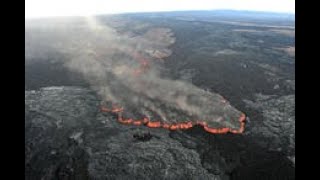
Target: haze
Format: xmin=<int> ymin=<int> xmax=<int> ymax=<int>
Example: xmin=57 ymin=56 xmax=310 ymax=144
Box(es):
xmin=26 ymin=0 xmax=295 ymax=19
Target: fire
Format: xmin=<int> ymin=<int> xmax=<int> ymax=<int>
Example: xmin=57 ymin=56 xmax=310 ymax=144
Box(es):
xmin=100 ymin=50 xmax=246 ymax=134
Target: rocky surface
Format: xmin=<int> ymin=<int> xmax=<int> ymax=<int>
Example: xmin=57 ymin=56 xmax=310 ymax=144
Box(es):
xmin=25 ymin=87 xmax=295 ymax=180
xmin=243 ymin=94 xmax=295 ymax=164
xmin=25 ymin=87 xmax=220 ymax=180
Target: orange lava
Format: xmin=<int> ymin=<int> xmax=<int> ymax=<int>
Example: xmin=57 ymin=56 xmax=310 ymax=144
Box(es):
xmin=100 ymin=105 xmax=246 ymax=134
xmin=101 ymin=50 xmax=246 ymax=134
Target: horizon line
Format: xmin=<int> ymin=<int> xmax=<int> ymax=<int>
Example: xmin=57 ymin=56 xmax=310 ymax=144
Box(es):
xmin=25 ymin=8 xmax=295 ymax=20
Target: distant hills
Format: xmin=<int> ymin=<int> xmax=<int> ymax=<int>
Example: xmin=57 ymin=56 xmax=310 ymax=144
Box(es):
xmin=120 ymin=9 xmax=294 ymax=22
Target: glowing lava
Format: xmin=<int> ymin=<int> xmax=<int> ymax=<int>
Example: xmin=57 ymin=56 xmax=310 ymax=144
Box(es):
xmin=101 ymin=50 xmax=246 ymax=134
xmin=100 ymin=105 xmax=245 ymax=134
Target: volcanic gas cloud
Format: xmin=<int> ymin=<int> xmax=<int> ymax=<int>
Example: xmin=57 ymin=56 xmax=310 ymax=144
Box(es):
xmin=26 ymin=16 xmax=245 ymax=134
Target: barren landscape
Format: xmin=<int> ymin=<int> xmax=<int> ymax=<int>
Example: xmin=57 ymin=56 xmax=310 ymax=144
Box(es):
xmin=25 ymin=10 xmax=295 ymax=180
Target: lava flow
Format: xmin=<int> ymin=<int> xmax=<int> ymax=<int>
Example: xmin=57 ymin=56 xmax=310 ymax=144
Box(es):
xmin=100 ymin=105 xmax=246 ymax=134
xmin=100 ymin=50 xmax=246 ymax=134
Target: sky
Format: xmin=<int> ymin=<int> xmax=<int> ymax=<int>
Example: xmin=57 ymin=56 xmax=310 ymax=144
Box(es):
xmin=25 ymin=0 xmax=295 ymax=18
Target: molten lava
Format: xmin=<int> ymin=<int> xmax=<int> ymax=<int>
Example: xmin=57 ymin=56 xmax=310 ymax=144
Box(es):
xmin=101 ymin=50 xmax=246 ymax=134
xmin=100 ymin=105 xmax=245 ymax=134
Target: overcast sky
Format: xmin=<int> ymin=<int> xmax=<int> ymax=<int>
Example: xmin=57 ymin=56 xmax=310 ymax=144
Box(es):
xmin=26 ymin=0 xmax=295 ymax=18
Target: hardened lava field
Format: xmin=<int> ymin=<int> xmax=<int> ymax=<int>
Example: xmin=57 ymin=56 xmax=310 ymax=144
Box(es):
xmin=25 ymin=10 xmax=295 ymax=180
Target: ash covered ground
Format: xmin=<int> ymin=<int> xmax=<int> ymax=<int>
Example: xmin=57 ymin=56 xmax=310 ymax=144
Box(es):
xmin=25 ymin=10 xmax=295 ymax=180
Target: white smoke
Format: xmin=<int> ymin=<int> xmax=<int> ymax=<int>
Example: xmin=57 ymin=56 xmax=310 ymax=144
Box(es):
xmin=25 ymin=16 xmax=242 ymax=129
